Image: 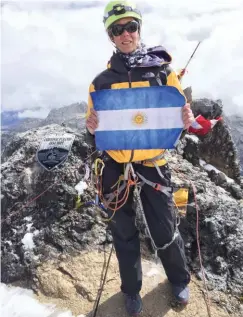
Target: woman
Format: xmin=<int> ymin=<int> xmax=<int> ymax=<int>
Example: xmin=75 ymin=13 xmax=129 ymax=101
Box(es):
xmin=86 ymin=1 xmax=194 ymax=315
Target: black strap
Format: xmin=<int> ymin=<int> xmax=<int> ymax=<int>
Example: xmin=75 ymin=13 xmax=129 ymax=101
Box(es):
xmin=103 ymin=6 xmax=141 ymax=23
xmin=156 ymin=65 xmax=167 ymax=86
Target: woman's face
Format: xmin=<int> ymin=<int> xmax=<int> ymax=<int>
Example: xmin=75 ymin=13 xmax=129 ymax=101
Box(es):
xmin=110 ymin=17 xmax=140 ymax=54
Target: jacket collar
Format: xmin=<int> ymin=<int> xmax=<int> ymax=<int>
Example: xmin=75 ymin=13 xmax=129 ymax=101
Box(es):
xmin=107 ymin=45 xmax=172 ymax=73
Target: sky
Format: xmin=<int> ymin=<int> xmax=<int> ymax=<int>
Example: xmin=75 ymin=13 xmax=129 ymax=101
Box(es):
xmin=1 ymin=0 xmax=243 ymax=119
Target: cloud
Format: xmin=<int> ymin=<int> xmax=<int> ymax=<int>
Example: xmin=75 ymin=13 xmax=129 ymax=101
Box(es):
xmin=1 ymin=0 xmax=243 ymax=117
xmin=18 ymin=108 xmax=49 ymax=118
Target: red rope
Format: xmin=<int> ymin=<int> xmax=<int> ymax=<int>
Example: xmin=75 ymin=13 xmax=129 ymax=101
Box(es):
xmin=2 ymin=181 xmax=59 ymax=224
xmin=173 ymin=166 xmax=211 ymax=316
xmin=191 ymin=180 xmax=212 ymax=317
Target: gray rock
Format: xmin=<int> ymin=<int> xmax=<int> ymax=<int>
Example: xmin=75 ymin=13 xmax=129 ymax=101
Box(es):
xmin=1 ymin=124 xmax=108 ymax=284
xmin=166 ymin=151 xmax=243 ymax=295
xmin=1 ymin=102 xmax=87 ymax=156
xmin=41 ymin=102 xmax=87 ymax=131
xmin=226 ymin=114 xmax=243 ymax=175
xmin=191 ymin=98 xmax=223 ymax=118
xmin=1 ymin=113 xmax=243 ymax=298
xmin=229 ymin=184 xmax=243 ymax=199
xmin=178 ymin=98 xmax=241 ymax=185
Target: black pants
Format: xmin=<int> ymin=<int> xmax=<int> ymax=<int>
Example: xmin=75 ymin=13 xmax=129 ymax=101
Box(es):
xmin=102 ymin=156 xmax=191 ymax=295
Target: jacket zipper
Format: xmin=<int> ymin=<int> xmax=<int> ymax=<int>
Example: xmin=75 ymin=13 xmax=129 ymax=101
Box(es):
xmin=128 ymin=70 xmax=134 ymax=162
xmin=128 ymin=70 xmax=132 ymax=88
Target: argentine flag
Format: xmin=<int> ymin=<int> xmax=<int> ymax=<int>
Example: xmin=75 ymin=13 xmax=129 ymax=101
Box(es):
xmin=91 ymin=86 xmax=186 ymax=150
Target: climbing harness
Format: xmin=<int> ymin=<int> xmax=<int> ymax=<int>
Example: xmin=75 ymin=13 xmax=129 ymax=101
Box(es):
xmin=91 ymin=153 xmax=213 ymax=317
xmin=92 ymin=152 xmax=181 ymax=258
xmin=90 ymin=153 xmax=182 ymax=317
xmin=94 ymin=157 xmax=105 ymax=176
xmin=127 ymin=162 xmax=180 ymax=260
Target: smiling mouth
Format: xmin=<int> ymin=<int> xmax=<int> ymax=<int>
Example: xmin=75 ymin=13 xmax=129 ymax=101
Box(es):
xmin=122 ymin=41 xmax=132 ymax=45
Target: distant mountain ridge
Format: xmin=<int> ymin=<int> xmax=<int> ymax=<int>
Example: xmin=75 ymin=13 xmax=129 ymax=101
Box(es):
xmin=41 ymin=102 xmax=86 ymax=127
xmin=1 ymin=110 xmax=24 ymax=128
xmin=1 ymin=102 xmax=87 ymax=152
xmin=1 ymin=101 xmax=243 ymax=174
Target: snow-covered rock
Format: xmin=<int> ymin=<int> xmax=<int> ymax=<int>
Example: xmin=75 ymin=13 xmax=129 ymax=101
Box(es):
xmin=1 ymin=123 xmax=243 ymax=298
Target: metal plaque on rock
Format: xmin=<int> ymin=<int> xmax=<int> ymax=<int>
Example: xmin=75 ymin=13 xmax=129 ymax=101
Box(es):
xmin=36 ymin=133 xmax=75 ymax=171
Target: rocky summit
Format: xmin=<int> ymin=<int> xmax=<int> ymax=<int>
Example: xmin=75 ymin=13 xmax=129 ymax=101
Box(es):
xmin=1 ymin=99 xmax=243 ymax=316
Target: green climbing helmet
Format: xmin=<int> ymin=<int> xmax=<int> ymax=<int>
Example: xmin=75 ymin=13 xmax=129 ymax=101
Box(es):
xmin=103 ymin=0 xmax=142 ymax=30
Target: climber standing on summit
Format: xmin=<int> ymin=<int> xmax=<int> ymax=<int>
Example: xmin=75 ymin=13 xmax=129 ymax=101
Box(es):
xmin=86 ymin=1 xmax=195 ymax=315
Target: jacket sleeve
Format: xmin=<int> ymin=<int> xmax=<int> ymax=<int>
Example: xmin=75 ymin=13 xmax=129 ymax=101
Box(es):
xmin=165 ymin=65 xmax=187 ymax=101
xmin=85 ymin=83 xmax=96 ymax=148
xmin=86 ymin=83 xmax=95 ymax=119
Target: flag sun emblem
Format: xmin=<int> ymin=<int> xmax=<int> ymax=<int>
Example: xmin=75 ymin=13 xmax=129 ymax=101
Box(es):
xmin=132 ymin=112 xmax=148 ymax=126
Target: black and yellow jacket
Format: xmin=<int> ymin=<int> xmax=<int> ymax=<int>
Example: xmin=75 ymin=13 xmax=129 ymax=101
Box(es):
xmin=86 ymin=46 xmax=186 ymax=167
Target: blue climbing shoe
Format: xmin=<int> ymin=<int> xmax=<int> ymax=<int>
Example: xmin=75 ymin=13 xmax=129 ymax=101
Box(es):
xmin=124 ymin=293 xmax=143 ymax=316
xmin=172 ymin=285 xmax=189 ymax=305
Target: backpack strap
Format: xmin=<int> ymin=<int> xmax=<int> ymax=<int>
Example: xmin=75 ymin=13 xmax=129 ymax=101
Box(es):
xmin=155 ymin=64 xmax=168 ymax=86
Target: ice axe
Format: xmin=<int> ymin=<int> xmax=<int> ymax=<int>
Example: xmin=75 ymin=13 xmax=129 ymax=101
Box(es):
xmin=178 ymin=41 xmax=202 ymax=82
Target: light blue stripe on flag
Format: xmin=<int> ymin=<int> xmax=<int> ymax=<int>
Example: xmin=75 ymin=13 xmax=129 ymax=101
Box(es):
xmin=95 ymin=129 xmax=182 ymax=150
xmin=91 ymin=86 xmax=186 ymax=150
xmin=91 ymin=86 xmax=185 ymax=111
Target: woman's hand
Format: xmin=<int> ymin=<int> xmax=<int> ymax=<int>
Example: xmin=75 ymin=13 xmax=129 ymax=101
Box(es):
xmin=86 ymin=108 xmax=98 ymax=135
xmin=182 ymin=103 xmax=195 ymax=130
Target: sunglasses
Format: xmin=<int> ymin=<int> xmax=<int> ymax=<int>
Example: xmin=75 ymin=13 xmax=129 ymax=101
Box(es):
xmin=110 ymin=20 xmax=139 ymax=37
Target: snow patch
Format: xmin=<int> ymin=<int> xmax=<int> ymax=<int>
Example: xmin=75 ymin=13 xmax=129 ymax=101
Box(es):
xmin=224 ymin=175 xmax=235 ymax=184
xmin=24 ymin=216 xmax=32 ymax=222
xmin=200 ymin=159 xmax=220 ymax=173
xmin=33 ymin=255 xmax=40 ymax=261
xmin=21 ymin=233 xmax=35 ymax=250
xmin=0 ymin=283 xmax=79 ymax=317
xmin=11 ymin=251 xmax=20 ymax=261
xmin=185 ymin=134 xmax=199 ymax=143
xmin=75 ymin=181 xmax=88 ymax=195
xmin=205 ymin=164 xmax=219 ymax=173
xmin=26 ymin=223 xmax=32 ymax=231
xmin=25 ymin=167 xmax=32 ymax=184
xmin=199 ymin=159 xmax=235 ymax=184
xmin=204 ymin=217 xmax=214 ymax=223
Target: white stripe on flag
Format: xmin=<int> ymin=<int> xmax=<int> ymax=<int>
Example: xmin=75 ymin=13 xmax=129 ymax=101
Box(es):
xmin=96 ymin=107 xmax=183 ymax=131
